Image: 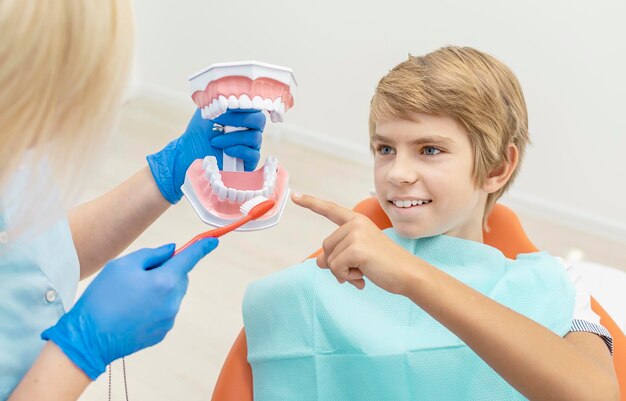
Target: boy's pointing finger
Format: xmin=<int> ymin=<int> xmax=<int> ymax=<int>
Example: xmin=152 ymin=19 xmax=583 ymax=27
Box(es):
xmin=291 ymin=193 xmax=356 ymax=226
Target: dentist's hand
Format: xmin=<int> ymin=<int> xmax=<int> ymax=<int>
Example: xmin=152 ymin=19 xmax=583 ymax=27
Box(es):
xmin=41 ymin=238 xmax=218 ymax=380
xmin=147 ymin=109 xmax=266 ymax=203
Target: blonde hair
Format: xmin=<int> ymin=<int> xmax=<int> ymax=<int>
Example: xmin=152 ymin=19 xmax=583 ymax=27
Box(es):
xmin=0 ymin=0 xmax=134 ymax=237
xmin=369 ymin=46 xmax=530 ymax=226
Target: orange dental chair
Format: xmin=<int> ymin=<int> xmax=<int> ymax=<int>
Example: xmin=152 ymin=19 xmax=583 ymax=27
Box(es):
xmin=211 ymin=199 xmax=626 ymax=401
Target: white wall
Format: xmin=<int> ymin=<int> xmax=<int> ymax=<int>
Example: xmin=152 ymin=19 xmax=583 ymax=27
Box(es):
xmin=133 ymin=0 xmax=626 ymax=241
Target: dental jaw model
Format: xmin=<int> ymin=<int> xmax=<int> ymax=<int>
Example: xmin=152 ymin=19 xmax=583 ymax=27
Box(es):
xmin=181 ymin=61 xmax=297 ymax=230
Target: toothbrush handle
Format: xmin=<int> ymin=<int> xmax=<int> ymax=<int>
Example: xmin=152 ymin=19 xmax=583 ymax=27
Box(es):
xmin=222 ymin=126 xmax=247 ymax=172
xmin=173 ymin=214 xmax=253 ymax=256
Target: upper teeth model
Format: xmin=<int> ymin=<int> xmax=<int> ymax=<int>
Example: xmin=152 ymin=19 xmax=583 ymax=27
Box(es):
xmin=181 ymin=61 xmax=296 ymax=231
xmin=189 ymin=61 xmax=297 ymax=123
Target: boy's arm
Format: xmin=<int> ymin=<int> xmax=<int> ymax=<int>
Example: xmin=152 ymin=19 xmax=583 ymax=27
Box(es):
xmin=402 ymin=259 xmax=618 ymax=401
xmin=8 ymin=342 xmax=91 ymax=401
xmin=69 ymin=167 xmax=170 ymax=279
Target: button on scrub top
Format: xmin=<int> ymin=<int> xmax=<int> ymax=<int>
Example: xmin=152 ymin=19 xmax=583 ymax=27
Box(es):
xmin=0 ymin=175 xmax=79 ymax=399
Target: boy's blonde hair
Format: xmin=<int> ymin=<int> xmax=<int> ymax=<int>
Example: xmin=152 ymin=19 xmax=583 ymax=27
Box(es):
xmin=0 ymin=0 xmax=134 ymax=236
xmin=369 ymin=46 xmax=529 ymax=226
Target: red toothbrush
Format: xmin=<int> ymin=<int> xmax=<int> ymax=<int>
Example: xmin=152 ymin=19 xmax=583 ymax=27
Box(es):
xmin=174 ymin=196 xmax=276 ymax=255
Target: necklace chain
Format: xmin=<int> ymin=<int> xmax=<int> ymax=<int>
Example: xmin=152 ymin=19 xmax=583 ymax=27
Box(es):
xmin=108 ymin=357 xmax=129 ymax=401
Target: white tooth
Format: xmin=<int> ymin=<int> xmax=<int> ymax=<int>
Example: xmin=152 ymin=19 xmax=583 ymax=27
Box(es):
xmin=208 ymin=103 xmax=219 ymax=117
xmin=403 ymin=200 xmax=411 ymax=208
xmin=201 ymin=106 xmax=210 ymax=119
xmin=227 ymin=187 xmax=237 ymax=202
xmin=218 ymin=95 xmax=228 ymax=111
xmin=269 ymin=111 xmax=281 ymax=123
xmin=263 ymin=165 xmax=275 ymax=178
xmin=264 ymin=183 xmax=275 ymax=196
xmin=207 ymin=156 xmax=218 ymax=170
xmin=254 ymin=189 xmax=263 ymax=198
xmin=267 ymin=155 xmax=278 ymax=167
xmin=264 ymin=98 xmax=274 ymax=111
xmin=210 ymin=172 xmax=221 ymax=182
xmin=236 ymin=190 xmax=246 ymax=203
xmin=212 ymin=100 xmax=222 ymax=116
xmin=245 ymin=190 xmax=255 ymax=201
xmin=262 ymin=187 xmax=270 ymax=198
xmin=278 ymin=102 xmax=286 ymax=115
xmin=217 ymin=184 xmax=227 ymax=200
xmin=228 ymin=95 xmax=239 ymax=109
xmin=265 ymin=174 xmax=277 ymax=185
xmin=252 ymin=96 xmax=264 ymax=110
xmin=411 ymin=200 xmax=418 ymax=206
xmin=238 ymin=94 xmax=252 ymax=109
xmin=273 ymin=97 xmax=282 ymax=111
xmin=202 ymin=156 xmax=212 ymax=170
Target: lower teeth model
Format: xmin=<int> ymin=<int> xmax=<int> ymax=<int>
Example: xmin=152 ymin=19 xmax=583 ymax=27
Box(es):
xmin=181 ymin=61 xmax=297 ymax=230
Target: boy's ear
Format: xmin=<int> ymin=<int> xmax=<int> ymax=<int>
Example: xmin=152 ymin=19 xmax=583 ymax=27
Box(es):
xmin=482 ymin=143 xmax=519 ymax=194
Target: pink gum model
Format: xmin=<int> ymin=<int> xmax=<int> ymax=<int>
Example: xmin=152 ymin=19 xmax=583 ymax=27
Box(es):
xmin=184 ymin=158 xmax=289 ymax=225
xmin=191 ymin=76 xmax=294 ymax=110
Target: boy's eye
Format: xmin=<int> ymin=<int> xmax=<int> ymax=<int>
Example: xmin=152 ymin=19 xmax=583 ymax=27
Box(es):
xmin=377 ymin=145 xmax=394 ymax=155
xmin=423 ymin=146 xmax=441 ymax=156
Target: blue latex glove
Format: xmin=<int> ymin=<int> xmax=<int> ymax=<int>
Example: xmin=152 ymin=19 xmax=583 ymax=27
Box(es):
xmin=147 ymin=109 xmax=266 ymax=204
xmin=41 ymin=238 xmax=218 ymax=380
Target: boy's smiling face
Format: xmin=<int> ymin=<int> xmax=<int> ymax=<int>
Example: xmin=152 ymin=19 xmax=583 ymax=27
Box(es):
xmin=372 ymin=113 xmax=488 ymax=241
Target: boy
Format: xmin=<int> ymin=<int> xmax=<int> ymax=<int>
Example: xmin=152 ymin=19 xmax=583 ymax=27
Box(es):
xmin=242 ymin=46 xmax=618 ymax=400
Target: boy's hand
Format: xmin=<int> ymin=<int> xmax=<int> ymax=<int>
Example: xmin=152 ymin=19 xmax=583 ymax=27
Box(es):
xmin=292 ymin=193 xmax=418 ymax=295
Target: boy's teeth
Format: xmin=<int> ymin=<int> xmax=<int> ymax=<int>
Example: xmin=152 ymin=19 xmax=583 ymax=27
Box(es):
xmin=392 ymin=200 xmax=431 ymax=208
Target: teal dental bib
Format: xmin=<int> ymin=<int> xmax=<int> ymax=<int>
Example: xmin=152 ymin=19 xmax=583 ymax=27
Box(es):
xmin=243 ymin=231 xmax=575 ymax=401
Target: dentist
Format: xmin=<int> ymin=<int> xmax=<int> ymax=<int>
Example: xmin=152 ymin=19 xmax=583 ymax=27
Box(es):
xmin=0 ymin=1 xmax=264 ymax=400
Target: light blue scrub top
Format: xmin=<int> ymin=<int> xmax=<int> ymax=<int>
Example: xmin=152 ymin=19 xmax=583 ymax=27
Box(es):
xmin=0 ymin=184 xmax=79 ymax=398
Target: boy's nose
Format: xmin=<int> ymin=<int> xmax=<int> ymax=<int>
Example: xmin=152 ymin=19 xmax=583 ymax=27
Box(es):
xmin=386 ymin=157 xmax=419 ymax=186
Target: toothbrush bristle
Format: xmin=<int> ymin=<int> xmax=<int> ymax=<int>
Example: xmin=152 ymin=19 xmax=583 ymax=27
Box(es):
xmin=240 ymin=196 xmax=274 ymax=218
